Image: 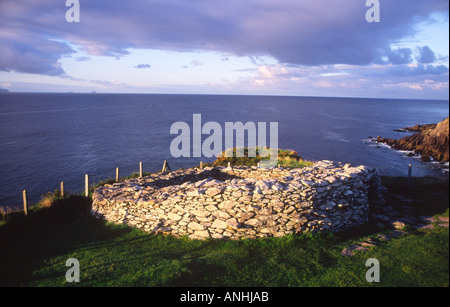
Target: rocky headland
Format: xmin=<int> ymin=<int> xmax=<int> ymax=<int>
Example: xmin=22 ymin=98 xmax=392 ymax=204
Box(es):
xmin=91 ymin=161 xmax=385 ymax=240
xmin=375 ymin=117 xmax=449 ymax=163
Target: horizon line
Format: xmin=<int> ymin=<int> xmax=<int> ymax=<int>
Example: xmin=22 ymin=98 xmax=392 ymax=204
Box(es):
xmin=1 ymin=91 xmax=449 ymax=102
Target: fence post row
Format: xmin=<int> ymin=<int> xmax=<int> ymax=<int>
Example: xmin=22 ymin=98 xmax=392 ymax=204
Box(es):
xmin=20 ymin=162 xmax=420 ymax=212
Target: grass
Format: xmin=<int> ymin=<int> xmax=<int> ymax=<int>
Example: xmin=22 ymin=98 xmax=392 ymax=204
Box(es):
xmin=0 ymin=174 xmax=448 ymax=287
xmin=212 ymin=147 xmax=314 ymax=169
xmin=1 ymin=211 xmax=447 ymax=287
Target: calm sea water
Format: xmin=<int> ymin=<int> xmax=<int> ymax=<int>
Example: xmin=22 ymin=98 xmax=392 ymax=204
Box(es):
xmin=0 ymin=93 xmax=448 ymax=209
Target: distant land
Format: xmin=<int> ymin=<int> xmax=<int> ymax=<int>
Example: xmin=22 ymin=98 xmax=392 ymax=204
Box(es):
xmin=0 ymin=88 xmax=10 ymax=93
xmin=375 ymin=117 xmax=449 ymax=163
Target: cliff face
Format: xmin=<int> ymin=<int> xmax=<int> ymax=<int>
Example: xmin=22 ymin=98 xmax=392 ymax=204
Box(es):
xmin=376 ymin=117 xmax=449 ymax=162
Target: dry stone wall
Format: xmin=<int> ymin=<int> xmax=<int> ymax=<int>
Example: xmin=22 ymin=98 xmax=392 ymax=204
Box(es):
xmin=91 ymin=161 xmax=385 ymax=240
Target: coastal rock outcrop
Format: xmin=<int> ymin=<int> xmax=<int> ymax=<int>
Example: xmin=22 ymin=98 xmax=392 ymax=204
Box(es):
xmin=375 ymin=117 xmax=449 ymax=162
xmin=91 ymin=161 xmax=385 ymax=240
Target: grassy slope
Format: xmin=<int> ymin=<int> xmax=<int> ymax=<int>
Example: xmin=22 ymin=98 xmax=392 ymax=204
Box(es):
xmin=0 ymin=175 xmax=448 ymax=287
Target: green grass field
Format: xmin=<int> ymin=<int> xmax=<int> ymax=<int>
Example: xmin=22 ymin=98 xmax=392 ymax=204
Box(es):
xmin=0 ymin=175 xmax=448 ymax=287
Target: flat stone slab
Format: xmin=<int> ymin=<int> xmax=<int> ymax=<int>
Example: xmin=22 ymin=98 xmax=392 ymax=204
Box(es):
xmin=416 ymin=216 xmax=449 ymax=230
xmin=341 ymin=245 xmax=369 ymax=257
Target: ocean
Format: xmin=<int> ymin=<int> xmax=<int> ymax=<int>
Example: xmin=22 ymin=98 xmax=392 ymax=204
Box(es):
xmin=0 ymin=93 xmax=448 ymax=209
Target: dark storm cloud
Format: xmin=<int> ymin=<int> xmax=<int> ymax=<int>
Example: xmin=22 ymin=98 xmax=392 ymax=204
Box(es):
xmin=417 ymin=46 xmax=437 ymax=64
xmin=0 ymin=0 xmax=448 ymax=76
xmin=0 ymin=36 xmax=73 ymax=76
xmin=387 ymin=64 xmax=449 ymax=76
xmin=386 ymin=48 xmax=413 ymax=65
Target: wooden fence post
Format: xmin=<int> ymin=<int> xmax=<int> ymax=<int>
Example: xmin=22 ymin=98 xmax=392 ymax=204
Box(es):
xmin=60 ymin=181 xmax=64 ymax=197
xmin=200 ymin=161 xmax=203 ymax=169
xmin=139 ymin=162 xmax=143 ymax=178
xmin=162 ymin=160 xmax=171 ymax=173
xmin=22 ymin=190 xmax=28 ymax=216
xmin=408 ymin=164 xmax=412 ymax=187
xmin=85 ymin=174 xmax=89 ymax=197
xmin=116 ymin=167 xmax=119 ymax=181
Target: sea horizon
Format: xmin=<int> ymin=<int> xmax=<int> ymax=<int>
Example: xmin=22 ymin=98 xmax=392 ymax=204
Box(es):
xmin=1 ymin=91 xmax=449 ymax=102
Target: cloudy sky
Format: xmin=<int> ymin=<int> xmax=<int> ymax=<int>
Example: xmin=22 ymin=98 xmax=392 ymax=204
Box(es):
xmin=0 ymin=0 xmax=448 ymax=99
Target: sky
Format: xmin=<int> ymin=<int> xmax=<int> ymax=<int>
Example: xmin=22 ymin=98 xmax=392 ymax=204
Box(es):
xmin=0 ymin=0 xmax=449 ymax=99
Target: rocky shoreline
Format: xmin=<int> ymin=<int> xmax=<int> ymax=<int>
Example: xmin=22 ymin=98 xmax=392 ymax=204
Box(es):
xmin=91 ymin=161 xmax=385 ymax=240
xmin=373 ymin=117 xmax=449 ymax=163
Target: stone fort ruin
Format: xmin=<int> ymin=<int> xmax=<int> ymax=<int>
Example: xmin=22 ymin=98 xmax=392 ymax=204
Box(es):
xmin=91 ymin=160 xmax=385 ymax=240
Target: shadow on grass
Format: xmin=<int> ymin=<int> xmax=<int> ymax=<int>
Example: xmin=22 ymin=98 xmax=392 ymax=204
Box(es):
xmin=0 ymin=195 xmax=134 ymax=286
xmin=381 ymin=175 xmax=449 ymax=217
xmin=0 ymin=193 xmax=224 ymax=286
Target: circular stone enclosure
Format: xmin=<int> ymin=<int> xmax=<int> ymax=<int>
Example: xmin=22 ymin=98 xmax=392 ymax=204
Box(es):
xmin=91 ymin=161 xmax=385 ymax=240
